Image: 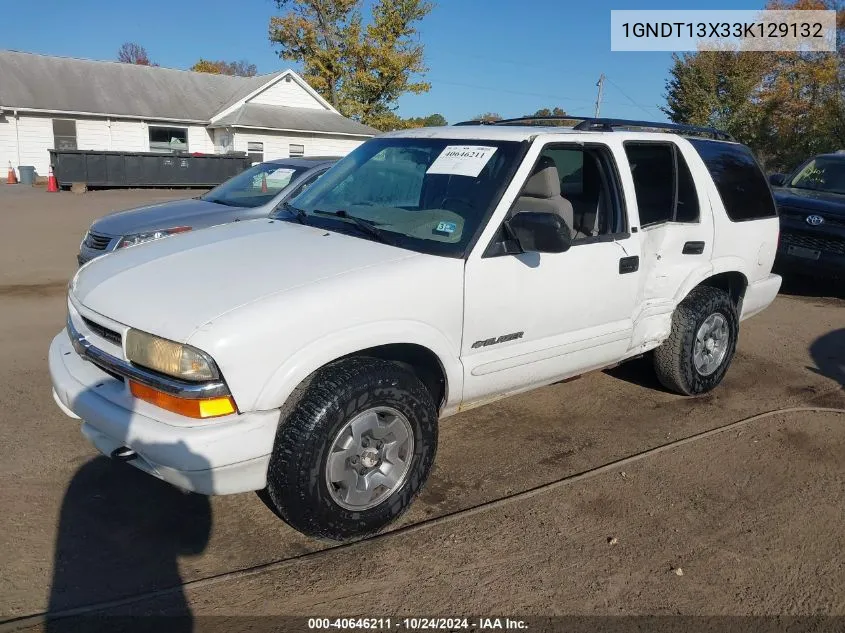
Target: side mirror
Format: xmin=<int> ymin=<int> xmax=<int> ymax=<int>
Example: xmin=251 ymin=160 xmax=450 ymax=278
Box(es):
xmin=506 ymin=211 xmax=571 ymax=254
xmin=768 ymin=173 xmax=786 ymax=187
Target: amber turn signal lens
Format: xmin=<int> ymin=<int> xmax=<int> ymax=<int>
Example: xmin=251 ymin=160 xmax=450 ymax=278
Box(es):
xmin=129 ymin=381 xmax=236 ymax=419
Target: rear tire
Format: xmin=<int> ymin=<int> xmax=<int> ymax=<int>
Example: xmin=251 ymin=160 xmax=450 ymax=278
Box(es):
xmin=653 ymin=286 xmax=738 ymax=396
xmin=263 ymin=357 xmax=438 ymax=541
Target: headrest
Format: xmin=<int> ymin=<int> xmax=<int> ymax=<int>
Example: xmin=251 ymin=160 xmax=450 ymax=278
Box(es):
xmin=522 ymin=156 xmax=561 ymax=199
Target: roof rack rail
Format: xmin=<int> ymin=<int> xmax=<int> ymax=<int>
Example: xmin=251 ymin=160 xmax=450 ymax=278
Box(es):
xmin=452 ymin=115 xmax=734 ymax=141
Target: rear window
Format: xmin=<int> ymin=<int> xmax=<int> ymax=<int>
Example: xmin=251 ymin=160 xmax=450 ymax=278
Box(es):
xmin=688 ymin=139 xmax=777 ymax=222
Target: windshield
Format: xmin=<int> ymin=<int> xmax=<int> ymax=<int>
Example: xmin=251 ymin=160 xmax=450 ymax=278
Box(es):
xmin=788 ymin=157 xmax=845 ymax=195
xmin=285 ymin=137 xmax=524 ymax=257
xmin=201 ymin=162 xmax=307 ymax=208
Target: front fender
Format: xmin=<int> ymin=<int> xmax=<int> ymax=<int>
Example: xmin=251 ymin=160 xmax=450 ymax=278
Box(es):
xmin=253 ymin=320 xmax=464 ymax=416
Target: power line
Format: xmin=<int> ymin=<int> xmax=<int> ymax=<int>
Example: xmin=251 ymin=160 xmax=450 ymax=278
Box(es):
xmin=427 ymin=77 xmax=662 ymax=113
xmin=604 ymin=76 xmax=662 ymax=116
xmin=429 ymin=78 xmax=596 ymax=104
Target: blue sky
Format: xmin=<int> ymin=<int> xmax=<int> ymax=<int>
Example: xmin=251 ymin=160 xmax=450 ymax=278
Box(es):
xmin=1 ymin=0 xmax=766 ymax=123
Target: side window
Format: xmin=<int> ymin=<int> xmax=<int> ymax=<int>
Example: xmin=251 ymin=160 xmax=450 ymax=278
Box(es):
xmin=688 ymin=139 xmax=777 ymax=221
xmin=624 ymin=142 xmax=700 ymax=227
xmin=675 ymin=153 xmax=699 ymax=222
xmin=288 ymin=171 xmax=323 ymax=200
xmin=512 ymin=144 xmax=623 ymax=241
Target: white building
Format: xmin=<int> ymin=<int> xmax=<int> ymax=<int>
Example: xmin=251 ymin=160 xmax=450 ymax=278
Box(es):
xmin=0 ymin=50 xmax=378 ymax=179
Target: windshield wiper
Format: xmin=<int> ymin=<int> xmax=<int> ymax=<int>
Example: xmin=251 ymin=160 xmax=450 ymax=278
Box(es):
xmin=282 ymin=201 xmax=309 ymax=224
xmin=312 ymin=209 xmax=394 ymax=245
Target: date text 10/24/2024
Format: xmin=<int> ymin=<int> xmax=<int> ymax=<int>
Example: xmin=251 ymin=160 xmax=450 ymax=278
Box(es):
xmin=308 ymin=618 xmax=529 ymax=630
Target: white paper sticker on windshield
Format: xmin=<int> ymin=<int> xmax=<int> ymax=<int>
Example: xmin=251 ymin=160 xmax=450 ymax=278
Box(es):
xmin=267 ymin=168 xmax=296 ymax=181
xmin=427 ymin=146 xmax=498 ymax=178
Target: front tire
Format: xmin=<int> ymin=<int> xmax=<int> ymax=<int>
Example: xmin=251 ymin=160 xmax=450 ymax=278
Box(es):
xmin=653 ymin=286 xmax=739 ymax=395
xmin=264 ymin=357 xmax=438 ymax=541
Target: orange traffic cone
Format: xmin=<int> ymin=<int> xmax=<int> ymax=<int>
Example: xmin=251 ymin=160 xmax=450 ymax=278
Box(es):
xmin=261 ymin=172 xmax=268 ymax=193
xmin=47 ymin=165 xmax=59 ymax=192
xmin=6 ymin=161 xmax=17 ymax=185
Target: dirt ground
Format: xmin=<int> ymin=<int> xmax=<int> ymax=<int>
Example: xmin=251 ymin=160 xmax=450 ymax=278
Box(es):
xmin=0 ymin=186 xmax=843 ymax=631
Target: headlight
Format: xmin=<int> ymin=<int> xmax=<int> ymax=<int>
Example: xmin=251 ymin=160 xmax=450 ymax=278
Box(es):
xmin=125 ymin=329 xmax=219 ymax=381
xmin=117 ymin=226 xmax=191 ymax=249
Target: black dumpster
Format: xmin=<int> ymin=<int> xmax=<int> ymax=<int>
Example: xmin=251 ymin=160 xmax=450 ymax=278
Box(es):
xmin=49 ymin=150 xmax=251 ymax=188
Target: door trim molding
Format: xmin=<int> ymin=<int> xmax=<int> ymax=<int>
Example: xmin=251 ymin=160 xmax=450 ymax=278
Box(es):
xmin=471 ymin=326 xmax=631 ymax=376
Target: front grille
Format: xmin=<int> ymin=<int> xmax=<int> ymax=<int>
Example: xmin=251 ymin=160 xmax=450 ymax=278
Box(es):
xmin=91 ymin=361 xmax=126 ymax=383
xmin=779 ymin=207 xmax=845 ymax=228
xmin=84 ymin=231 xmax=112 ymax=251
xmin=82 ymin=317 xmax=122 ymax=346
xmin=781 ymin=231 xmax=845 ymax=256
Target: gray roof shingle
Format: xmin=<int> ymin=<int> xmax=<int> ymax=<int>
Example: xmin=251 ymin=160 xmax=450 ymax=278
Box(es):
xmin=0 ymin=50 xmax=278 ymax=121
xmin=210 ymin=103 xmax=378 ymax=136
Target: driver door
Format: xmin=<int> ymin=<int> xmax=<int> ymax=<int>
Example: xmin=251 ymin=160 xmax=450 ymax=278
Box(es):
xmin=461 ymin=142 xmax=641 ymax=407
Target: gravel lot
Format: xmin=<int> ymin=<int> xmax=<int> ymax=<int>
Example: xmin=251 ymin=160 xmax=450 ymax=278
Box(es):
xmin=0 ymin=186 xmax=843 ymax=630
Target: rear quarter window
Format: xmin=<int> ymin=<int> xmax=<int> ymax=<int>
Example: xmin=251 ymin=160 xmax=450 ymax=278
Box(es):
xmin=688 ymin=139 xmax=777 ymax=222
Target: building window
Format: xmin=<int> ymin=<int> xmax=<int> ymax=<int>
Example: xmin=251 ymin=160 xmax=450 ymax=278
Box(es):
xmin=53 ymin=119 xmax=78 ymax=150
xmin=247 ymin=141 xmax=264 ymax=164
xmin=149 ymin=126 xmax=188 ymax=153
xmin=289 ymin=143 xmax=305 ymax=158
xmin=214 ymin=130 xmax=233 ymax=154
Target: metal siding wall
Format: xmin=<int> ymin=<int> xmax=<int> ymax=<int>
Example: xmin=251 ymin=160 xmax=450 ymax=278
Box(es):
xmin=248 ymin=79 xmax=325 ymax=110
xmin=75 ymin=119 xmax=111 ymax=150
xmin=233 ymin=130 xmax=364 ymax=160
xmin=0 ymin=115 xmax=18 ymax=178
xmin=15 ymin=115 xmax=54 ymax=176
xmin=187 ymin=126 xmax=216 ymax=154
xmin=110 ymin=120 xmax=148 ymax=152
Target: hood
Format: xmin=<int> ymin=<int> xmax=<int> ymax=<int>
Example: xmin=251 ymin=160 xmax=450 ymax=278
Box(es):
xmin=90 ymin=198 xmax=259 ymax=236
xmin=71 ymin=219 xmax=420 ymax=342
xmin=774 ymin=187 xmax=845 ymax=217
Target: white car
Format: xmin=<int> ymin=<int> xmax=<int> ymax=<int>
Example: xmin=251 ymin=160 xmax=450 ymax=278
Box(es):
xmin=50 ymin=118 xmax=782 ymax=540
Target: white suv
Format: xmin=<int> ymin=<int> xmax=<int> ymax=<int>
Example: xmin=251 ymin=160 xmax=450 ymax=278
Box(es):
xmin=49 ymin=118 xmax=782 ymax=540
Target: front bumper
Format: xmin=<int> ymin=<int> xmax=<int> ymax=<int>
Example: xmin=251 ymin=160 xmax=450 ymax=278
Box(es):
xmin=49 ymin=328 xmax=279 ymax=495
xmin=775 ymin=247 xmax=845 ymax=278
xmin=775 ymin=224 xmax=845 ymax=279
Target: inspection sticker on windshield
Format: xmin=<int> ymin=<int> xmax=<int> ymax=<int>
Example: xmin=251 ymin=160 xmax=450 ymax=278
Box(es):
xmin=427 ymin=146 xmax=498 ymax=177
xmin=435 ymin=221 xmax=457 ymax=234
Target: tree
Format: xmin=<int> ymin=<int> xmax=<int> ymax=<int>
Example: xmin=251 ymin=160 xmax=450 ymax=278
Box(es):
xmin=422 ymin=113 xmax=447 ymax=126
xmin=117 ymin=42 xmax=155 ymax=66
xmin=662 ymin=0 xmax=844 ymax=171
xmin=472 ymin=112 xmax=502 ymax=123
xmin=269 ymin=0 xmax=433 ymax=128
xmin=372 ymin=112 xmax=448 ymax=131
xmin=529 ymin=107 xmax=567 ymax=117
xmin=191 ymin=59 xmax=258 ymax=77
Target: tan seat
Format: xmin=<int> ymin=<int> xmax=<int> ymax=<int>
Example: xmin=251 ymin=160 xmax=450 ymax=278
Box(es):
xmin=514 ymin=156 xmax=574 ymax=235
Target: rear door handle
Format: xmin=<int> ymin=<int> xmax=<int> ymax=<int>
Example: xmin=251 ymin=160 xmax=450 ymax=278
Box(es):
xmin=619 ymin=256 xmax=639 ymax=274
xmin=682 ymin=241 xmax=705 ymax=255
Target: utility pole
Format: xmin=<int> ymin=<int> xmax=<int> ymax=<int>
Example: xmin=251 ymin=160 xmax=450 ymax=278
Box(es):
xmin=594 ymin=74 xmax=606 ymax=118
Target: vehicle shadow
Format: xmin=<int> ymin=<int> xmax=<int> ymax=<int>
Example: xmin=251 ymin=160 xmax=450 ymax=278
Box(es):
xmin=777 ymin=272 xmax=845 ymax=300
xmin=46 ymin=385 xmax=212 ymax=632
xmin=603 ymin=354 xmax=671 ymax=393
xmin=808 ymin=328 xmax=845 ymax=389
